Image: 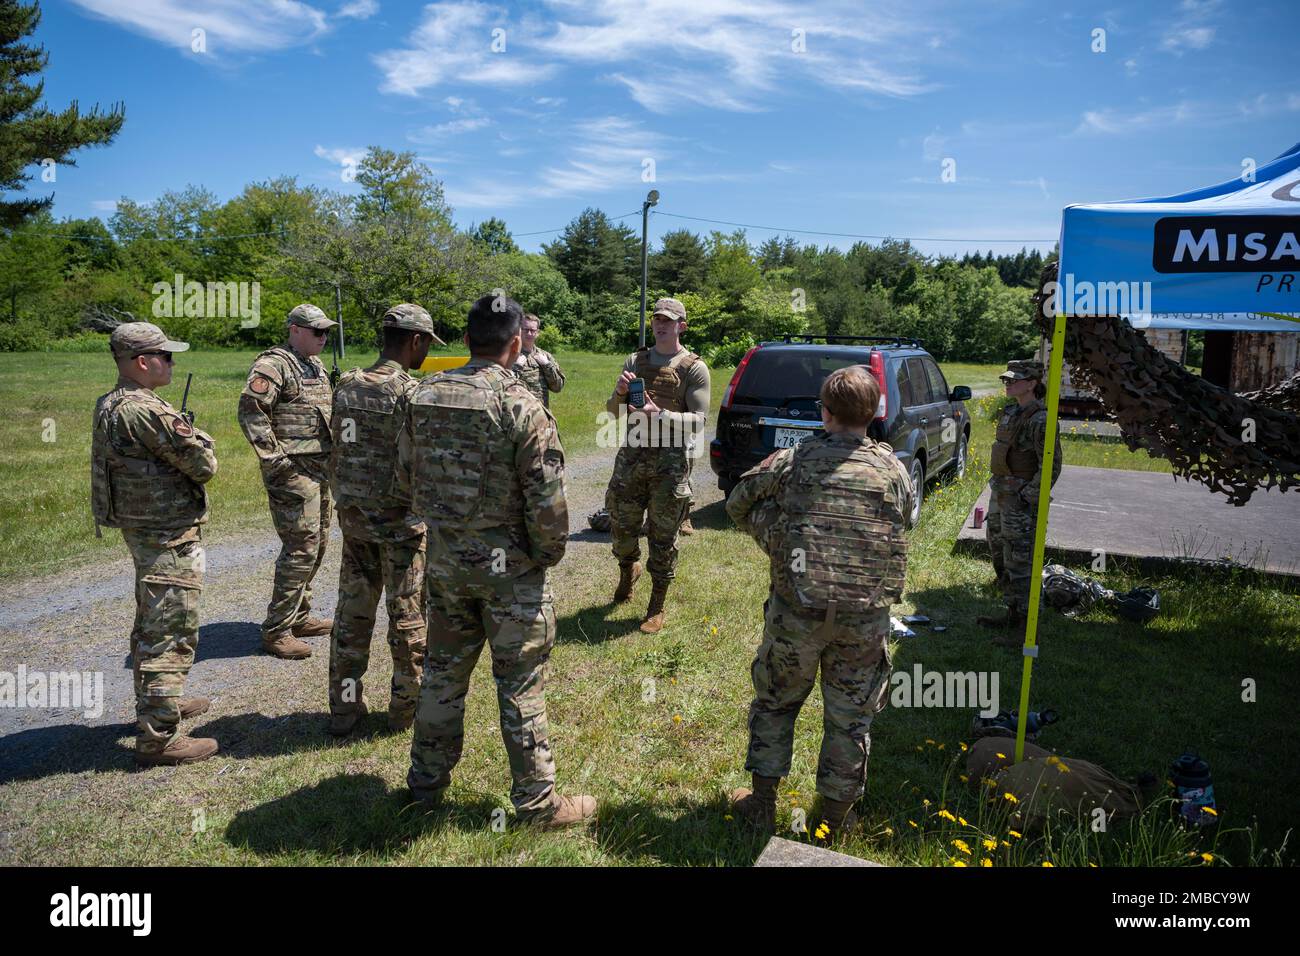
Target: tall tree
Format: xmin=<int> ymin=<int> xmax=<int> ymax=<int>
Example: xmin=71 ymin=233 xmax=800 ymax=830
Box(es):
xmin=649 ymin=228 xmax=708 ymax=292
xmin=471 ymin=217 xmax=519 ymax=255
xmin=0 ymin=0 xmax=124 ymax=229
xmin=542 ymin=207 xmax=640 ymax=297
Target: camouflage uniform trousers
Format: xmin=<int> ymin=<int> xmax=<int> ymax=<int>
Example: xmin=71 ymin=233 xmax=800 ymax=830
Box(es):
xmin=122 ymin=527 xmax=203 ymax=754
xmin=986 ymin=479 xmax=1035 ymax=612
xmin=605 ymin=446 xmax=692 ymax=583
xmin=328 ymin=528 xmax=427 ymax=720
xmin=746 ymin=590 xmax=893 ymax=803
xmin=408 ymin=566 xmax=558 ymax=814
xmin=262 ymin=457 xmax=332 ymax=639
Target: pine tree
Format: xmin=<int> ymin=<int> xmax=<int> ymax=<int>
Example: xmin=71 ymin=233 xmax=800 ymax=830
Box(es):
xmin=0 ymin=0 xmax=125 ymax=230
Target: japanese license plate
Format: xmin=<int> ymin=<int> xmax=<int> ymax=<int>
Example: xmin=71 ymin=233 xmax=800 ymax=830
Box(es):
xmin=774 ymin=427 xmax=814 ymax=448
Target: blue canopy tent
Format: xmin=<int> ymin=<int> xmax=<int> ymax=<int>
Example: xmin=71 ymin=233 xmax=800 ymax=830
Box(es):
xmin=1009 ymin=143 xmax=1300 ymax=760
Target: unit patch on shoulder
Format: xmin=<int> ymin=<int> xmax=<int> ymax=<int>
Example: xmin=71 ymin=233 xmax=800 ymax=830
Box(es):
xmin=250 ymin=376 xmax=271 ymax=394
xmin=171 ymin=416 xmax=194 ymax=437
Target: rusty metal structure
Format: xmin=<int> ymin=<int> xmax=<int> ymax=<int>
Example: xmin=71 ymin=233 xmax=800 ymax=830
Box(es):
xmin=1032 ymin=263 xmax=1300 ymax=505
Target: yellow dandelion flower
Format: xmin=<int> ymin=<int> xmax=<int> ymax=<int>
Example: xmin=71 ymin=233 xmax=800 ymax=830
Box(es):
xmin=996 ymin=752 xmax=1007 ymax=759
xmin=959 ymin=816 xmax=969 ymax=827
xmin=1088 ymin=862 xmax=1098 ymax=868
xmin=925 ymin=738 xmax=936 ymax=746
xmin=923 ymin=798 xmax=932 ymax=807
xmin=984 ymin=779 xmax=998 ymax=789
xmin=711 ymin=626 xmax=718 ymax=636
xmin=724 ymin=814 xmax=734 ymax=821
xmin=1201 ymin=852 xmax=1214 ymax=863
xmin=952 ymin=839 xmax=972 ymax=855
xmin=1202 ymin=807 xmax=1218 ymax=817
xmin=938 ymin=809 xmax=957 ymax=822
xmin=672 ymin=714 xmax=682 ymax=723
xmin=1008 ymin=829 xmax=1022 ymax=839
xmin=883 ymin=827 xmax=894 ymax=837
xmin=980 ymin=858 xmax=993 ymax=868
xmin=959 ymin=742 xmax=969 ymax=752
xmin=951 ymin=859 xmax=968 ymax=867
xmin=982 ymin=838 xmax=997 ymax=851
xmin=1041 ymin=861 xmax=1054 ymax=867
xmin=938 ymin=743 xmax=946 ymax=750
xmin=1000 ymin=840 xmax=1011 ymax=848
xmin=959 ymin=774 xmax=969 ymax=783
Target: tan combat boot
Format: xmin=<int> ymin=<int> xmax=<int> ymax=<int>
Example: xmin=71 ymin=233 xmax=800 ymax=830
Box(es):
xmin=812 ymin=796 xmax=860 ymax=842
xmin=135 ymin=735 xmax=219 ymax=767
xmin=522 ymin=793 xmax=598 ymax=830
xmin=679 ymin=517 xmax=694 ymax=536
xmin=614 ymin=561 xmax=643 ymax=603
xmin=293 ymin=616 xmax=334 ymax=638
xmin=179 ymin=697 xmax=210 ymax=720
xmin=729 ymin=774 xmax=780 ymax=834
xmin=639 ymin=582 xmax=669 ymax=634
xmin=989 ymin=605 xmax=1028 ymax=647
xmin=387 ymin=704 xmax=415 ymax=732
xmin=262 ymin=632 xmax=312 ymax=659
xmin=328 ymin=697 xmax=369 ymax=736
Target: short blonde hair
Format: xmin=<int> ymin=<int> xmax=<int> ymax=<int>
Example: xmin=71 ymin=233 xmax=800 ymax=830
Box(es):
xmin=820 ymin=366 xmax=880 ymax=427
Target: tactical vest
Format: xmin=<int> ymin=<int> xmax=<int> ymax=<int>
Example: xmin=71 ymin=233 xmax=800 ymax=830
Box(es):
xmin=515 ymin=352 xmax=547 ymax=407
xmin=774 ymin=436 xmax=907 ymax=613
xmin=90 ymin=389 xmax=207 ymax=530
xmin=264 ymin=347 xmax=332 ymax=455
xmin=331 ymin=364 xmax=409 ymax=506
xmin=989 ymin=402 xmax=1042 ymax=478
xmin=408 ymin=365 xmax=523 ymax=530
xmin=635 ymin=348 xmax=699 ymax=413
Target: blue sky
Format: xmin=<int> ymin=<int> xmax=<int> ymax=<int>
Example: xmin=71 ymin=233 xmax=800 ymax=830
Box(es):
xmin=25 ymin=0 xmax=1300 ymax=257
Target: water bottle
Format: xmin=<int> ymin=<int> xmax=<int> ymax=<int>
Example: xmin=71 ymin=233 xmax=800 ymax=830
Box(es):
xmin=1170 ymin=751 xmax=1216 ymax=827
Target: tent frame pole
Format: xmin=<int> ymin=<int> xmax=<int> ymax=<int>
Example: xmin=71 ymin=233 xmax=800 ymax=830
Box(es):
xmin=1014 ymin=308 xmax=1068 ymax=763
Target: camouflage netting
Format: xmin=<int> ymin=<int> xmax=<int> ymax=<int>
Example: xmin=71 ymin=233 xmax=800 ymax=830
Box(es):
xmin=1032 ymin=264 xmax=1300 ymax=505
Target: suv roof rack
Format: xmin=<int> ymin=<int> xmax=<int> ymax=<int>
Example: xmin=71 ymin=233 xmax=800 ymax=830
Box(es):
xmin=776 ymin=334 xmax=923 ymax=349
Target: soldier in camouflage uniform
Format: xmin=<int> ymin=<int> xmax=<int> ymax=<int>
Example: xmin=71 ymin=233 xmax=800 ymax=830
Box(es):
xmin=326 ymin=304 xmax=440 ymax=736
xmin=604 ymin=297 xmax=711 ymax=633
xmin=979 ymin=359 xmax=1062 ymax=645
xmin=402 ymin=293 xmax=596 ymax=829
xmin=238 ymin=304 xmax=337 ymax=660
xmin=91 ymin=323 xmax=219 ymax=766
xmin=512 ymin=312 xmax=565 ymax=408
xmin=727 ymin=366 xmax=913 ymax=839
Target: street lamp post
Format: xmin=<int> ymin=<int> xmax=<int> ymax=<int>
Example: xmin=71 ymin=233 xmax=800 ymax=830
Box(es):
xmin=639 ymin=189 xmax=660 ymax=348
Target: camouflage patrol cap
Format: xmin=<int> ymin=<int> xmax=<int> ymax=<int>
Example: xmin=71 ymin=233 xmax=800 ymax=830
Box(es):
xmin=110 ymin=321 xmax=190 ymax=358
xmin=1000 ymin=359 xmax=1044 ymax=382
xmin=286 ymin=303 xmax=338 ymax=330
xmin=383 ymin=303 xmax=435 ymax=335
xmin=651 ymin=297 xmax=687 ymax=321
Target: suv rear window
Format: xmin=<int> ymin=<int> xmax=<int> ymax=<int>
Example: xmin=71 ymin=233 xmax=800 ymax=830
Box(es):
xmin=732 ymin=350 xmax=869 ymax=406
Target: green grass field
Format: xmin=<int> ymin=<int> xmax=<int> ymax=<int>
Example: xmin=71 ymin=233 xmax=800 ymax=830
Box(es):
xmin=0 ymin=350 xmax=1295 ymax=867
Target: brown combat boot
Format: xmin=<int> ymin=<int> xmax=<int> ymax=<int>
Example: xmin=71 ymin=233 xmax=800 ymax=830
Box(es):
xmin=179 ymin=697 xmax=210 ymax=720
xmin=292 ymin=616 xmax=334 ymax=638
xmin=521 ymin=793 xmax=598 ymax=830
xmin=639 ymin=582 xmax=669 ymax=634
xmin=614 ymin=561 xmax=643 ymax=603
xmin=328 ymin=697 xmax=369 ymax=736
xmin=386 ymin=704 xmax=415 ymax=733
xmin=135 ymin=735 xmax=219 ymax=767
xmin=262 ymin=632 xmax=312 ymax=659
xmin=812 ymin=797 xmax=860 ymax=841
xmin=679 ymin=517 xmax=694 ymax=536
xmin=729 ymin=774 xmax=779 ymax=834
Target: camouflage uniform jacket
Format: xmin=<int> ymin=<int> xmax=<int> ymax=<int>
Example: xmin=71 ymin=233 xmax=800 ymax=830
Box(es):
xmin=512 ymin=348 xmax=565 ymax=408
xmin=727 ymin=431 xmax=914 ymax=613
xmin=396 ymin=359 xmax=568 ymax=576
xmin=990 ymin=399 xmax=1062 ymax=505
xmin=91 ymin=376 xmax=218 ymax=533
xmin=238 ymin=344 xmax=333 ymax=480
xmin=330 ymin=359 xmax=425 ymax=542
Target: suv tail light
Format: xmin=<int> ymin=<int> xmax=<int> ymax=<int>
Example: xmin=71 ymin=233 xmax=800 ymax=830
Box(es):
xmin=868 ymin=350 xmax=888 ymax=421
xmin=721 ymin=345 xmax=759 ymax=410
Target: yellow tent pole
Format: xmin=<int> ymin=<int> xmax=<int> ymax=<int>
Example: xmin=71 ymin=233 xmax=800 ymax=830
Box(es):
xmin=1014 ymin=308 xmax=1068 ymax=763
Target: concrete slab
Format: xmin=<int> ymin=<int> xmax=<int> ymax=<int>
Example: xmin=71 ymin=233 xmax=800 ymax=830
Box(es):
xmin=754 ymin=836 xmax=883 ymax=867
xmin=956 ymin=465 xmax=1300 ymax=577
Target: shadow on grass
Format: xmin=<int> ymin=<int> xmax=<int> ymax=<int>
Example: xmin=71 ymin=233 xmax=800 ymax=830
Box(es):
xmin=118 ymin=621 xmax=267 ymax=671
xmin=556 ymin=601 xmax=646 ymax=645
xmin=224 ymin=772 xmax=504 ymax=859
xmin=689 ymin=498 xmax=732 ymax=533
xmin=191 ymin=710 xmax=355 ymax=759
xmin=595 ymin=794 xmax=769 ymax=866
xmin=0 ymin=722 xmax=135 ymax=783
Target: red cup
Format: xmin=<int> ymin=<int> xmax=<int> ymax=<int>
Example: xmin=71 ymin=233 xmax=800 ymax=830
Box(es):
xmin=973 ymin=505 xmax=985 ymax=529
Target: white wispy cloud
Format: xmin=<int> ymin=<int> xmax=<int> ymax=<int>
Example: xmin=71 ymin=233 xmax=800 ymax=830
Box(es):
xmin=336 ymin=0 xmax=378 ymax=19
xmin=375 ymin=0 xmax=937 ymax=112
xmin=1160 ymin=0 xmax=1221 ymax=53
xmin=90 ymin=199 xmax=119 ymax=212
xmin=314 ymin=144 xmax=366 ymax=182
xmin=409 ymin=117 xmax=492 ymax=141
xmin=67 ymin=0 xmax=329 ymax=54
xmin=1010 ymin=176 xmax=1050 ymax=199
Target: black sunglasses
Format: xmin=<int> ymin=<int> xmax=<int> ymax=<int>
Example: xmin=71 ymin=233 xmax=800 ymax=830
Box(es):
xmin=307 ymin=328 xmax=329 ymax=338
xmin=138 ymin=351 xmax=174 ymax=363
